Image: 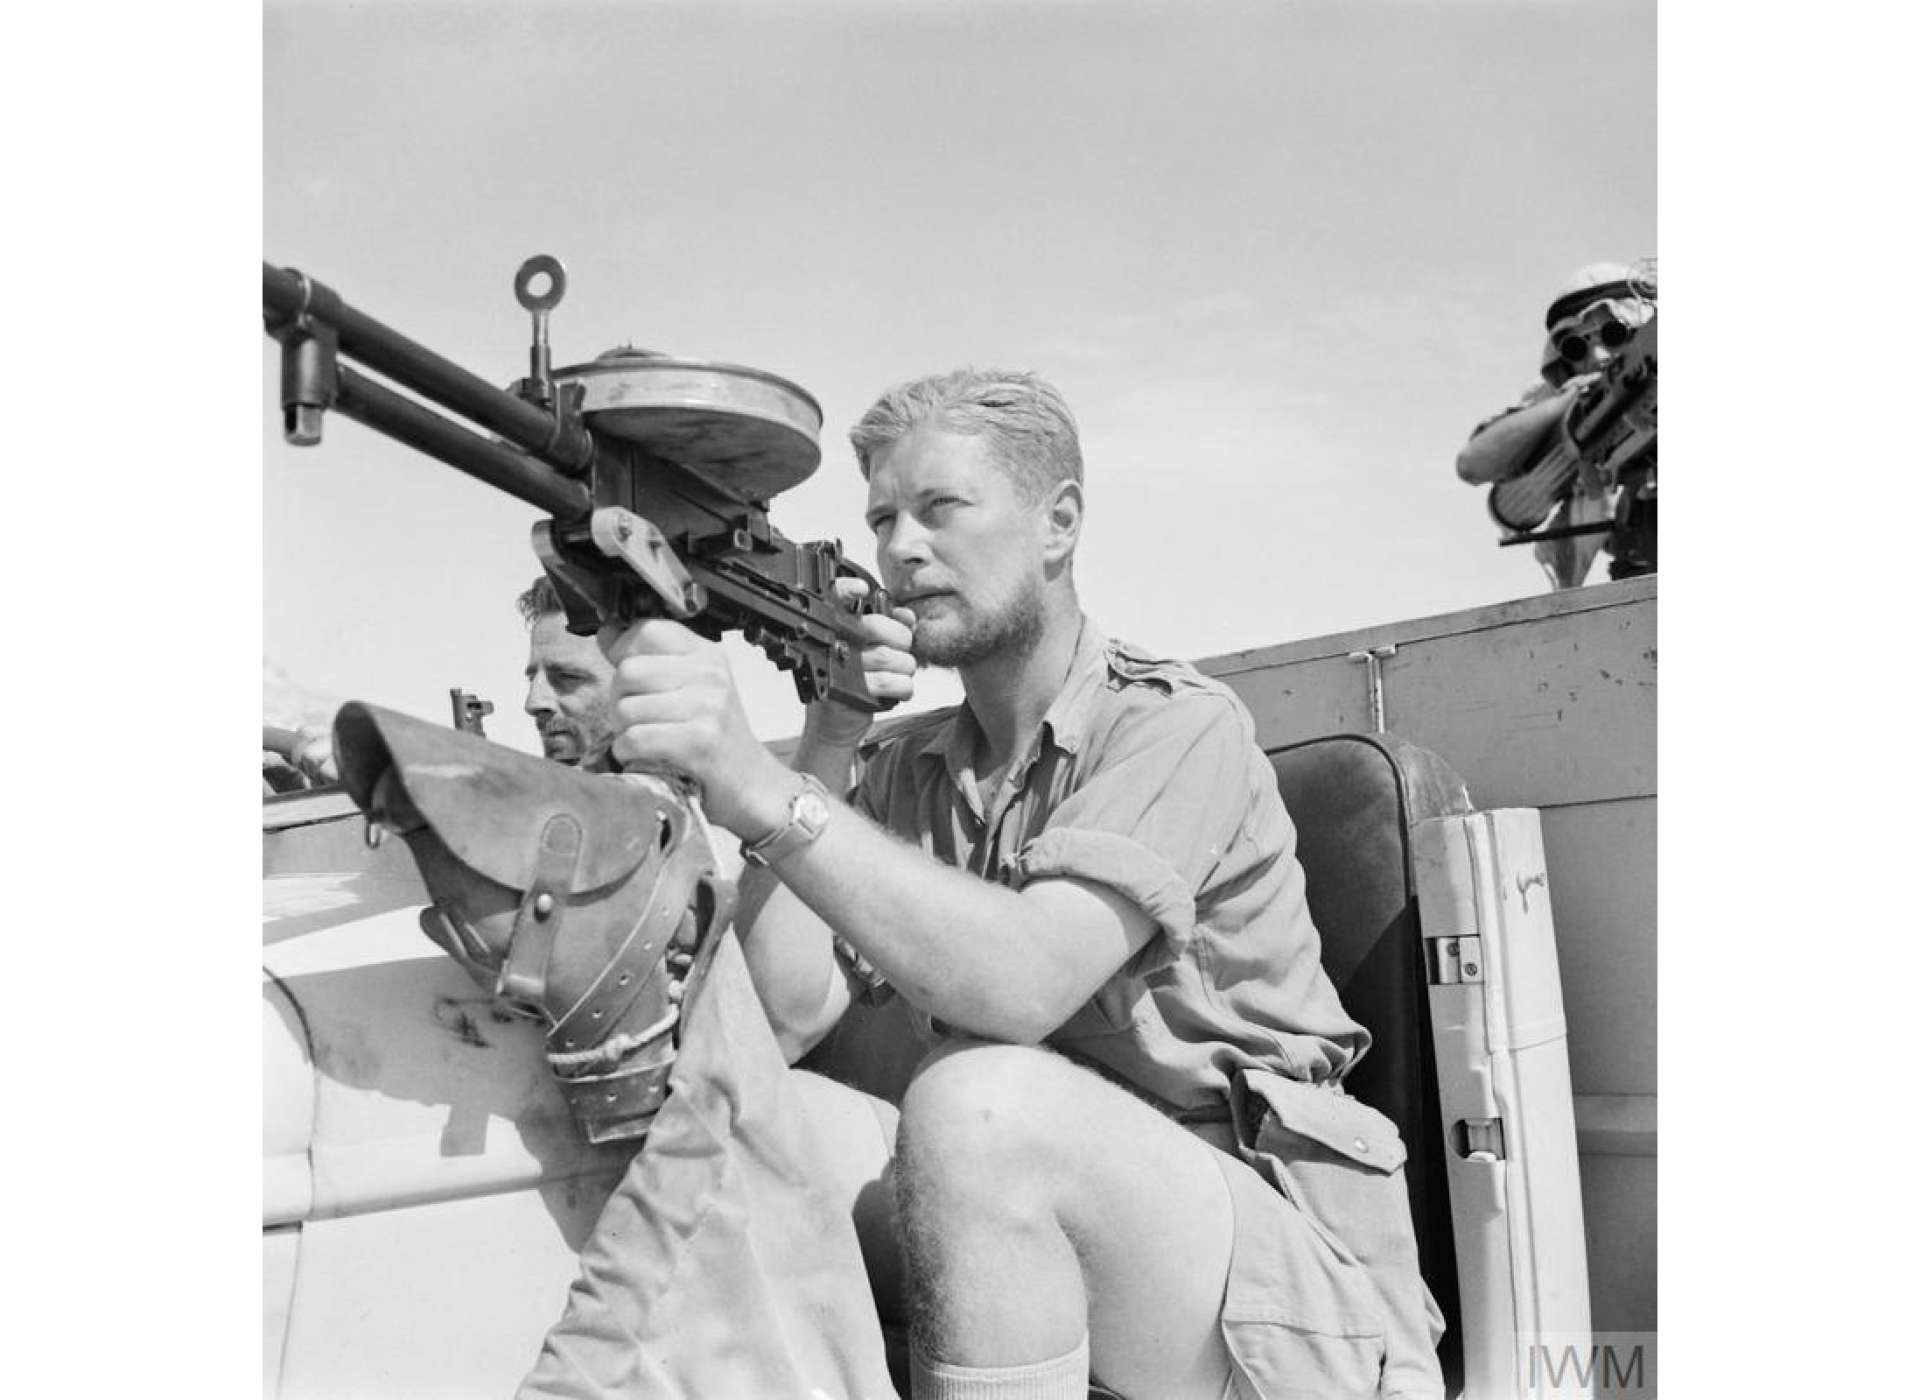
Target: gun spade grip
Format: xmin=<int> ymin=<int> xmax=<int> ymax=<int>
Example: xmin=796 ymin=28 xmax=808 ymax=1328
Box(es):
xmin=821 ymin=601 xmax=901 ymax=715
xmin=824 ymin=666 xmax=900 ymax=715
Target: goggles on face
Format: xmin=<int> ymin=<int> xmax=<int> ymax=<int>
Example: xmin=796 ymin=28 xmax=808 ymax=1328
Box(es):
xmin=1549 ymin=305 xmax=1638 ymax=366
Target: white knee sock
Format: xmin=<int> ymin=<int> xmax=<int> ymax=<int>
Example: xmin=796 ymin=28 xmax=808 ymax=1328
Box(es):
xmin=908 ymin=1335 xmax=1090 ymax=1400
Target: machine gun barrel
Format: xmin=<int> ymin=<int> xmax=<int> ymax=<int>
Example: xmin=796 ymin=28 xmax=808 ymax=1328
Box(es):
xmin=264 ymin=253 xmax=897 ymax=714
xmin=263 ymin=262 xmax=595 ymax=478
xmin=330 ymin=360 xmax=591 ymax=518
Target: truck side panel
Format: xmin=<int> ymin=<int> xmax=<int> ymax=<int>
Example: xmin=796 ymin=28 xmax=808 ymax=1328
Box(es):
xmin=1204 ymin=577 xmax=1656 ymax=1336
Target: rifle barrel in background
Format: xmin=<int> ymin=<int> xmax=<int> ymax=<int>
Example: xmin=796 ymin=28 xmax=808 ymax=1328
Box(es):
xmin=450 ymin=689 xmax=495 ymax=737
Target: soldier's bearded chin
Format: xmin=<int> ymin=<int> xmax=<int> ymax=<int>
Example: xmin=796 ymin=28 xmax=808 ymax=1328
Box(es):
xmin=914 ymin=582 xmax=1045 ymax=669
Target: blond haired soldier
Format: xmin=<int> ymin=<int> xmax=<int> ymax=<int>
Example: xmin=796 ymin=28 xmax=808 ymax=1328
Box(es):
xmin=605 ymin=369 xmax=1442 ymax=1399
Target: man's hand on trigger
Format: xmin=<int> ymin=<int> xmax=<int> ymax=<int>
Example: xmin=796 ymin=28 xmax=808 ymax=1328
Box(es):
xmin=805 ymin=578 xmax=918 ymax=751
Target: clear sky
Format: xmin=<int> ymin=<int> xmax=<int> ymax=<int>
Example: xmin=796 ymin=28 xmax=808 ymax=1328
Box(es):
xmin=263 ymin=0 xmax=1656 ymax=751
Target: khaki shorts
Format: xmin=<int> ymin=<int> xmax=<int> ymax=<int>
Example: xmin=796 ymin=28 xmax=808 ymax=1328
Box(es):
xmin=1187 ymin=1122 xmax=1393 ymax=1400
xmin=805 ymin=1011 xmax=1442 ymax=1398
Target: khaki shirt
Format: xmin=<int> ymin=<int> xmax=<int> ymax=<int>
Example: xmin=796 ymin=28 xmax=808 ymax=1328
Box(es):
xmin=834 ymin=620 xmax=1445 ymax=1396
xmin=846 ymin=618 xmax=1370 ymax=1112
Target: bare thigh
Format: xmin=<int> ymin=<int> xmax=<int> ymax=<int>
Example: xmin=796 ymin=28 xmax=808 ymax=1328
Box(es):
xmin=1026 ymin=1061 xmax=1237 ymax=1397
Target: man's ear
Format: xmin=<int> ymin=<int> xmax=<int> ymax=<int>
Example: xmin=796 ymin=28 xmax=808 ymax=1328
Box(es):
xmin=1042 ymin=480 xmax=1083 ymax=565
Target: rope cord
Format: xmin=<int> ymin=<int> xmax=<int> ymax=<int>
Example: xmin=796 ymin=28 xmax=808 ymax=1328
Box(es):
xmin=547 ymin=1007 xmax=680 ymax=1073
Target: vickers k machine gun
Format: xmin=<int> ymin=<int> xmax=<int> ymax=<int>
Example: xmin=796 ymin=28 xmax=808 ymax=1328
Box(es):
xmin=263 ymin=253 xmax=892 ymax=710
xmin=262 ymin=255 xmax=893 ymax=1145
xmin=1490 ymin=314 xmax=1657 ymax=577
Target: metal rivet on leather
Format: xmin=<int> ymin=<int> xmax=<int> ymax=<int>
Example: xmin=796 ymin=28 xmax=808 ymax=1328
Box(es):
xmin=1354 ymin=1138 xmax=1368 ymax=1152
xmin=533 ymin=892 xmax=555 ymax=918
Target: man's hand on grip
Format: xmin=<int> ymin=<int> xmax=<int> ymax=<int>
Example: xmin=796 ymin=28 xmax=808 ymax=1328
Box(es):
xmin=607 ymin=618 xmax=787 ymax=836
xmin=810 ymin=577 xmax=917 ymax=750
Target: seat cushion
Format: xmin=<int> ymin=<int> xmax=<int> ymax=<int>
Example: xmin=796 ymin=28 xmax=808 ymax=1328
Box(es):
xmin=1268 ymin=732 xmax=1472 ymax=1397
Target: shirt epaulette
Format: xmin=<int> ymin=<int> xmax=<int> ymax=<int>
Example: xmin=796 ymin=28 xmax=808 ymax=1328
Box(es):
xmin=1104 ymin=637 xmax=1222 ymax=698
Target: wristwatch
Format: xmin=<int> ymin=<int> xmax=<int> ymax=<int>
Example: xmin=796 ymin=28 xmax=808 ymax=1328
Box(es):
xmin=741 ymin=774 xmax=832 ymax=867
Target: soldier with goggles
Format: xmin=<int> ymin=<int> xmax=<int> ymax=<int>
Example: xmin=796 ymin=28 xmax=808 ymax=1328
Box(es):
xmin=1538 ymin=274 xmax=1655 ymax=389
xmin=1457 ymin=260 xmax=1657 ymax=589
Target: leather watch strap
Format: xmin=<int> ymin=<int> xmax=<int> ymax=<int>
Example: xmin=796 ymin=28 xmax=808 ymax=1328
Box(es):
xmin=741 ymin=773 xmax=831 ymax=867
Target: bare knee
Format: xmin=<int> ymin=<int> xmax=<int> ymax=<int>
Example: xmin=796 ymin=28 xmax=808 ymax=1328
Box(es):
xmin=893 ymin=1042 xmax=1091 ymax=1353
xmin=894 ymin=1040 xmax=1083 ymax=1235
xmin=899 ymin=1040 xmax=1059 ymax=1168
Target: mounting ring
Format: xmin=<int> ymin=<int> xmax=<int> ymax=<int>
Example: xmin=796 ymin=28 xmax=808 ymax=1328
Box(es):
xmin=515 ymin=254 xmax=568 ymax=313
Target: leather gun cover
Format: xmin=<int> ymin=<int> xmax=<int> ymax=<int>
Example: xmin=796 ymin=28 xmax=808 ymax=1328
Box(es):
xmin=333 ymin=701 xmax=731 ymax=1143
xmin=335 ymin=702 xmax=660 ymax=897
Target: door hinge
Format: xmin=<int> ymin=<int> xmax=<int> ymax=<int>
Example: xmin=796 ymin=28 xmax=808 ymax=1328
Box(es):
xmin=1425 ymin=935 xmax=1484 ymax=985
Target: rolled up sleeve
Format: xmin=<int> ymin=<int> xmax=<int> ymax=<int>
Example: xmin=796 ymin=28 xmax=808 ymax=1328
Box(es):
xmin=1012 ymin=828 xmax=1197 ymax=965
xmin=1007 ymin=692 xmax=1256 ymax=974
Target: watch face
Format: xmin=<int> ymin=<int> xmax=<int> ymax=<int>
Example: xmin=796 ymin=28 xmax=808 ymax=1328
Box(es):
xmin=794 ymin=790 xmax=831 ymax=829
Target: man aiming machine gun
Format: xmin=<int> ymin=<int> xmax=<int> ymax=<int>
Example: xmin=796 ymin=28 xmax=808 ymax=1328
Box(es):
xmin=1457 ymin=261 xmax=1658 ymax=590
xmin=265 ymin=261 xmax=1442 ymax=1400
xmin=265 ymin=255 xmax=924 ymax=1396
xmin=262 ymin=255 xmax=903 ymax=1146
